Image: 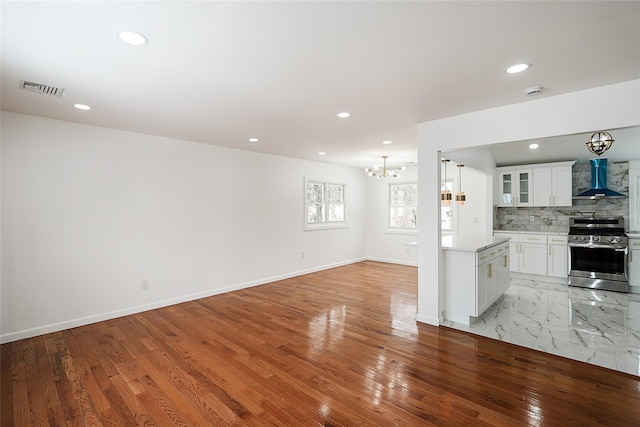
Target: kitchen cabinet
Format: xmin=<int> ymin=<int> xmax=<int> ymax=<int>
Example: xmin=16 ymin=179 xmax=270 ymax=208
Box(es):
xmin=443 ymin=238 xmax=510 ymax=325
xmin=547 ymin=235 xmax=569 ymax=278
xmin=532 ymin=162 xmax=575 ymax=207
xmin=629 ymin=239 xmax=640 ymax=293
xmin=495 ymin=232 xmax=567 ymax=278
xmin=496 ymin=161 xmax=575 ymax=208
xmin=497 ymin=168 xmax=532 ymax=207
xmin=629 ymin=161 xmax=640 ymax=232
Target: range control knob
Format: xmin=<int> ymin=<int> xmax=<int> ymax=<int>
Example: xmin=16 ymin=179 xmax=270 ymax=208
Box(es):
xmin=611 ymin=237 xmax=621 ymax=243
xmin=592 ymin=235 xmax=600 ymax=242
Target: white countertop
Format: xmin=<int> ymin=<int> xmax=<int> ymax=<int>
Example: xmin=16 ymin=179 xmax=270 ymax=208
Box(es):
xmin=494 ymin=230 xmax=568 ymax=236
xmin=441 ymin=235 xmax=510 ymax=252
xmin=628 ymin=233 xmax=640 ymax=239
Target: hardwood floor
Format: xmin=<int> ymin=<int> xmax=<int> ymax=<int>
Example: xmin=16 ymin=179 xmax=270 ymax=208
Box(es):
xmin=2 ymin=261 xmax=640 ymax=426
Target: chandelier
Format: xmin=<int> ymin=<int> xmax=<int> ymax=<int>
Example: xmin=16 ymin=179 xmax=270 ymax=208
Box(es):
xmin=586 ymin=131 xmax=614 ymax=156
xmin=365 ymin=156 xmax=405 ymax=178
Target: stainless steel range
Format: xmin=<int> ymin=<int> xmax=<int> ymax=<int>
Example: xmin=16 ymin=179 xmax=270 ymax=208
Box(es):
xmin=568 ymin=216 xmax=628 ymax=292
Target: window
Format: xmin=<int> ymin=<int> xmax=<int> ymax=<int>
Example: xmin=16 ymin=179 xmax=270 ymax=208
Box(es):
xmin=441 ymin=180 xmax=453 ymax=231
xmin=389 ymin=182 xmax=417 ymax=230
xmin=305 ymin=179 xmax=346 ymax=230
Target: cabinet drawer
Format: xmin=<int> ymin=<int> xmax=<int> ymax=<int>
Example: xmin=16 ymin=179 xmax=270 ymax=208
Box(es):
xmin=630 ymin=240 xmax=640 ymax=249
xmin=520 ymin=234 xmax=546 ymax=244
xmin=547 ymin=235 xmax=568 ymax=245
xmin=477 ymin=242 xmax=508 ymax=265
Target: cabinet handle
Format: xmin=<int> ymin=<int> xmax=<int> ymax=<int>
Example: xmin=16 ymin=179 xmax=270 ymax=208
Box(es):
xmin=549 ymin=196 xmax=553 ymax=206
xmin=631 ymin=251 xmax=634 ymax=262
xmin=549 ymin=246 xmax=552 ymax=256
xmin=488 ymin=263 xmax=492 ymax=278
xmin=503 ymin=255 xmax=508 ymax=267
xmin=490 ymin=251 xmax=496 ymax=256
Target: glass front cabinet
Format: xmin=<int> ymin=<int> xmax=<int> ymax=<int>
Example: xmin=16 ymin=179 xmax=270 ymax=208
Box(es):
xmin=497 ymin=168 xmax=532 ymax=207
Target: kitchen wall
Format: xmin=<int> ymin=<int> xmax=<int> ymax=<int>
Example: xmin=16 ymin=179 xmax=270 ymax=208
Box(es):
xmin=495 ymin=161 xmax=629 ymax=232
xmin=1 ymin=112 xmax=368 ymax=342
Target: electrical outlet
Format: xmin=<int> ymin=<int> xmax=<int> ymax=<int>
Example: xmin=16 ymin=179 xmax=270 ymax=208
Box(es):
xmin=141 ymin=279 xmax=149 ymax=290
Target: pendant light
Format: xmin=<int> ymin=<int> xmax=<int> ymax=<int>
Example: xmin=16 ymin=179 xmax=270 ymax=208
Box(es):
xmin=441 ymin=159 xmax=452 ymax=205
xmin=456 ymin=164 xmax=466 ymax=206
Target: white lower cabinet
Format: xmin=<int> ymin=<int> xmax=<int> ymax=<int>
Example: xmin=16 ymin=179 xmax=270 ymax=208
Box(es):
xmin=445 ymin=241 xmax=510 ymax=325
xmin=547 ymin=236 xmax=569 ymax=278
xmin=495 ymin=231 xmax=568 ymax=279
xmin=630 ymin=239 xmax=640 ymax=293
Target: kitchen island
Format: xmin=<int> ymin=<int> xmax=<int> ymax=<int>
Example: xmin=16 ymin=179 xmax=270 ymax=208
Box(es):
xmin=443 ymin=235 xmax=511 ymax=325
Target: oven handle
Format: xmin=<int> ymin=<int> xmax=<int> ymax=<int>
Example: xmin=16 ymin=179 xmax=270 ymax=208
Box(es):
xmin=568 ymin=243 xmax=628 ymax=250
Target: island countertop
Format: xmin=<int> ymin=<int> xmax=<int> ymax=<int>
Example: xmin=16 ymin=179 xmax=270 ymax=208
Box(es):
xmin=441 ymin=235 xmax=510 ymax=253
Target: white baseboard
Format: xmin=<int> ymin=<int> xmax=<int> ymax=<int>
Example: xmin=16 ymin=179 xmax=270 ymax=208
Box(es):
xmin=1 ymin=257 xmax=367 ymax=344
xmin=630 ymin=285 xmax=640 ymax=295
xmin=366 ymin=256 xmax=418 ymax=267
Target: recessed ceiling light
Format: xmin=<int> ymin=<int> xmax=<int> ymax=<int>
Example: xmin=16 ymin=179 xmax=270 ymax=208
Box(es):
xmin=336 ymin=112 xmax=351 ymax=118
xmin=506 ymin=63 xmax=530 ymax=74
xmin=248 ymin=138 xmax=259 ymax=143
xmin=73 ymin=103 xmax=92 ymax=110
xmin=318 ymin=152 xmax=326 ymax=156
xmin=382 ymin=140 xmax=393 ymax=145
xmin=117 ymin=30 xmax=148 ymax=46
xmin=529 ymin=143 xmax=540 ymax=150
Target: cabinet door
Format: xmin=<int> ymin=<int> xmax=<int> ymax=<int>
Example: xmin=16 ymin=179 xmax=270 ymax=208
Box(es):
xmin=497 ymin=253 xmax=510 ymax=294
xmin=630 ymin=240 xmax=640 ymax=287
xmin=477 ymin=262 xmax=490 ymax=314
xmin=547 ymin=244 xmax=568 ymax=278
xmin=498 ymin=170 xmax=515 ymax=207
xmin=516 ymin=169 xmax=533 ymax=206
xmin=629 ymin=163 xmax=640 ymax=232
xmin=519 ymin=243 xmax=547 ymax=275
xmin=552 ymin=166 xmax=573 ymax=206
xmin=508 ymin=242 xmax=520 ymax=272
xmin=533 ymin=167 xmax=552 ymax=206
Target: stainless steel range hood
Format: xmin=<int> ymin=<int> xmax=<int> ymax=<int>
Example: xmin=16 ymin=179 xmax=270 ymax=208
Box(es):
xmin=574 ymin=158 xmax=626 ymax=199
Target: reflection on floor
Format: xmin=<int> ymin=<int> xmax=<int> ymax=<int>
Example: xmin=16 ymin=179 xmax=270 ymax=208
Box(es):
xmin=442 ymin=278 xmax=640 ymax=376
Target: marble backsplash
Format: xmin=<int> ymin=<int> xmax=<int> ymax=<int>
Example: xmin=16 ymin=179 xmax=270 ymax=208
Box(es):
xmin=495 ymin=161 xmax=629 ymax=233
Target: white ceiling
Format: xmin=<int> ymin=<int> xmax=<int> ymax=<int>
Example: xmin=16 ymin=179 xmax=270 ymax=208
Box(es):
xmin=2 ymin=1 xmax=639 ymax=169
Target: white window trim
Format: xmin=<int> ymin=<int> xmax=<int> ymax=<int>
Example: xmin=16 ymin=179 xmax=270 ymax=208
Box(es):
xmin=304 ymin=177 xmax=347 ymax=231
xmin=387 ymin=181 xmax=418 ymax=234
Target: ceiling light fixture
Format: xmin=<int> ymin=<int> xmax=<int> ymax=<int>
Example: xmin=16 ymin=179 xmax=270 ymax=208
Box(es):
xmin=441 ymin=159 xmax=452 ymax=206
xmin=365 ymin=156 xmax=404 ymax=179
xmin=73 ymin=103 xmax=92 ymax=110
xmin=382 ymin=140 xmax=393 ymax=145
xmin=337 ymin=112 xmax=351 ymax=118
xmin=248 ymin=138 xmax=259 ymax=143
xmin=506 ymin=63 xmax=530 ymax=74
xmin=528 ymin=143 xmax=539 ymax=150
xmin=318 ymin=152 xmax=326 ymax=156
xmin=117 ymin=30 xmax=148 ymax=46
xmin=456 ymin=164 xmax=466 ymax=206
xmin=586 ymin=131 xmax=614 ymax=156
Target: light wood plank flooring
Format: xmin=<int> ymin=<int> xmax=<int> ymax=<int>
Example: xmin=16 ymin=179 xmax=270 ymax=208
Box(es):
xmin=2 ymin=261 xmax=640 ymax=426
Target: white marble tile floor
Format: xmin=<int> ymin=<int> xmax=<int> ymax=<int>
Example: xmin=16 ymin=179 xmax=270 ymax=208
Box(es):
xmin=443 ymin=278 xmax=640 ymax=376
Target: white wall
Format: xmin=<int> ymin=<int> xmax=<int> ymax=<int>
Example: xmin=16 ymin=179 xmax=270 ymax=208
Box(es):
xmin=1 ymin=112 xmax=367 ymax=342
xmin=365 ymin=166 xmax=418 ymax=266
xmin=416 ymin=79 xmax=640 ymax=326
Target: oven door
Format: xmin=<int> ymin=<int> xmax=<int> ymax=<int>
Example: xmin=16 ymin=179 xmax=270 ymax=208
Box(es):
xmin=568 ymin=243 xmax=628 ymax=281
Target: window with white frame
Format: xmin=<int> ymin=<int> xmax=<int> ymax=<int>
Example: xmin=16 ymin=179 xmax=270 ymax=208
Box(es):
xmin=441 ymin=180 xmax=454 ymax=231
xmin=389 ymin=182 xmax=417 ymax=230
xmin=305 ymin=179 xmax=346 ymax=230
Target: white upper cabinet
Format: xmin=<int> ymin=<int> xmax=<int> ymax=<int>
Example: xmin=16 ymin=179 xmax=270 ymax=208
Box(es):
xmin=497 ymin=161 xmax=575 ymax=208
xmin=532 ymin=162 xmax=575 ymax=207
xmin=630 ymin=160 xmax=640 ymax=232
xmin=497 ymin=168 xmax=533 ymax=207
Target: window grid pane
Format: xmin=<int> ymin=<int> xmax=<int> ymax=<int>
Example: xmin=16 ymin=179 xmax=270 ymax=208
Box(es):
xmin=389 ymin=183 xmax=417 ymax=229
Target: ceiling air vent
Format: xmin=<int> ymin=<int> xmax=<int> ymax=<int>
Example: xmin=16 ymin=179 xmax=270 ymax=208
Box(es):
xmin=19 ymin=80 xmax=65 ymax=97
